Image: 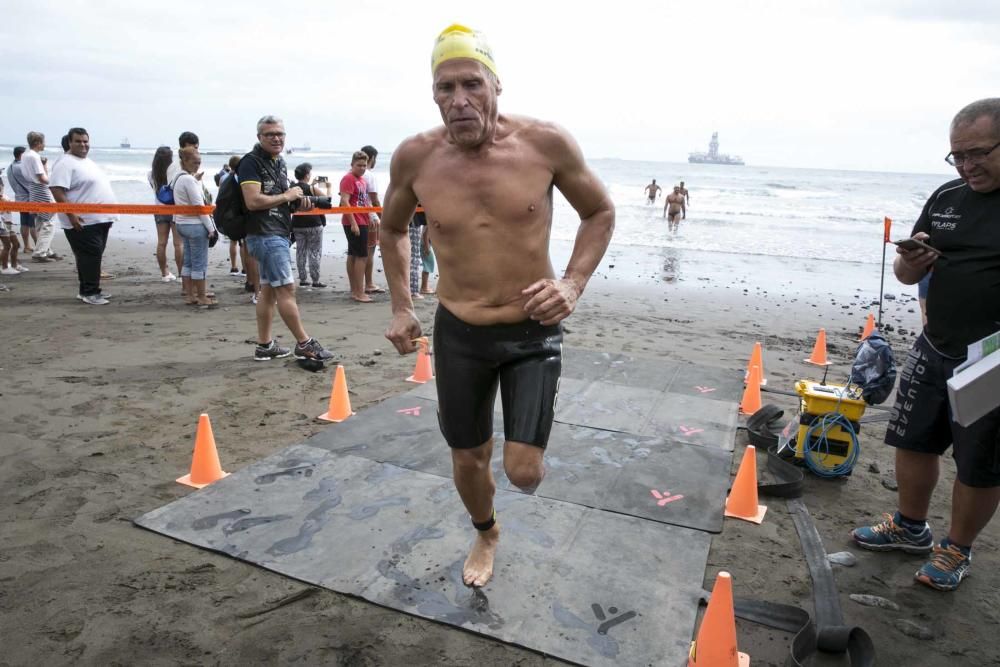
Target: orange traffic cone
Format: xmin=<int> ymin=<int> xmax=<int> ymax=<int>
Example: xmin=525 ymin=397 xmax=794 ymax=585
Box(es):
xmin=688 ymin=571 xmax=750 ymax=667
xmin=739 ymin=365 xmax=763 ymax=416
xmin=804 ymin=328 xmax=832 ymax=366
xmin=318 ymin=365 xmax=355 ymax=422
xmin=859 ymin=313 xmax=876 ymax=341
xmin=725 ymin=445 xmax=767 ymax=524
xmin=406 ymin=337 xmax=434 ymax=384
xmin=177 ymin=414 xmax=229 ymax=488
xmin=743 ymin=341 xmax=767 ymax=386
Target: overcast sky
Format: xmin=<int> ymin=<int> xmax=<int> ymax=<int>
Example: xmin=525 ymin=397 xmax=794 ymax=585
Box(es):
xmin=1 ymin=0 xmax=996 ymax=173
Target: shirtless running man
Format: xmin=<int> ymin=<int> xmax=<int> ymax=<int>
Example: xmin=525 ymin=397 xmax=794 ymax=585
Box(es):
xmin=664 ymin=185 xmax=686 ymax=232
xmin=644 ymin=179 xmax=661 ymax=204
xmin=381 ymin=24 xmax=615 ymax=588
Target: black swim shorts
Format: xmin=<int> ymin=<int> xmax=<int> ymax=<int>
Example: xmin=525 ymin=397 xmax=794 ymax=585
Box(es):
xmin=343 ymin=224 xmax=368 ymax=257
xmin=885 ymin=334 xmax=1000 ymax=487
xmin=434 ymin=304 xmax=562 ymax=450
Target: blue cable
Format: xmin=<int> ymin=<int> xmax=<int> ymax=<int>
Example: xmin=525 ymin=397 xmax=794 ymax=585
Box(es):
xmin=802 ymin=411 xmax=860 ymax=477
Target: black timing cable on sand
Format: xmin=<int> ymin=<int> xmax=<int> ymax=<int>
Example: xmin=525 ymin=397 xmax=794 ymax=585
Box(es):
xmin=709 ymin=405 xmax=876 ymax=665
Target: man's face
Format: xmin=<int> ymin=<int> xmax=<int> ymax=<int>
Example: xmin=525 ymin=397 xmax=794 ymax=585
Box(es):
xmin=183 ymin=152 xmax=202 ymax=173
xmin=69 ymin=133 xmax=89 ymax=159
xmin=258 ymin=123 xmax=286 ymax=157
xmin=351 ymin=159 xmax=368 ymax=178
xmin=950 ymin=115 xmax=1000 ymax=193
xmin=432 ymin=59 xmax=501 ymax=148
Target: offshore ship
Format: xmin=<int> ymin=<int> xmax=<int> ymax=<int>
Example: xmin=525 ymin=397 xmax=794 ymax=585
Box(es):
xmin=120 ymin=137 xmax=131 ymax=149
xmin=688 ymin=132 xmax=744 ymax=165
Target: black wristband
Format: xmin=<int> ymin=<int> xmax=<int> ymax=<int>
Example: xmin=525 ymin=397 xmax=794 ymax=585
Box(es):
xmin=472 ymin=509 xmax=496 ymax=532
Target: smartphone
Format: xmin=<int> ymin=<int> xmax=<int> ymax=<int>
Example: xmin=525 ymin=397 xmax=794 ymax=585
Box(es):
xmin=317 ymin=176 xmax=328 ymax=183
xmin=893 ymin=237 xmax=940 ymax=254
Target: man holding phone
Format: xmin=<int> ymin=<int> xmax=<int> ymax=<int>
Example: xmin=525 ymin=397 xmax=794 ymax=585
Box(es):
xmin=852 ymin=98 xmax=1000 ymax=591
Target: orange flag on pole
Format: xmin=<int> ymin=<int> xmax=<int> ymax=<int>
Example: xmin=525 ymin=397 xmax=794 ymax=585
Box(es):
xmin=883 ymin=216 xmax=892 ymax=243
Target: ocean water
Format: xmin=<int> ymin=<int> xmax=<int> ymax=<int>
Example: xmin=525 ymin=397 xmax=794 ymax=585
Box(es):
xmin=5 ymin=146 xmax=948 ymax=268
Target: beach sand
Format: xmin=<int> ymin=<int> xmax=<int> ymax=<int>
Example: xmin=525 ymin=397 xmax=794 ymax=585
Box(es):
xmin=2 ymin=227 xmax=998 ymax=666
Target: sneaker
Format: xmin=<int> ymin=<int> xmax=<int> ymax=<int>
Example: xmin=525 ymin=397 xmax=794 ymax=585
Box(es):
xmin=229 ymin=267 xmax=240 ymax=276
xmin=300 ymin=280 xmax=310 ymax=288
xmin=851 ymin=512 xmax=933 ymax=554
xmin=78 ymin=293 xmax=112 ymax=300
xmin=915 ymin=540 xmax=971 ymax=591
xmin=251 ymin=292 xmax=259 ymax=305
xmin=81 ymin=294 xmax=109 ymax=305
xmin=0 ymin=267 xmax=18 ymax=275
xmin=32 ymin=256 xmax=53 ymax=263
xmin=162 ymin=273 xmax=177 ymax=283
xmin=15 ymin=265 xmax=28 ymax=272
xmin=311 ymin=282 xmax=326 ymax=288
xmin=254 ymin=340 xmax=291 ymax=361
xmin=48 ymin=253 xmax=65 ymax=261
xmin=294 ymin=337 xmax=334 ymax=362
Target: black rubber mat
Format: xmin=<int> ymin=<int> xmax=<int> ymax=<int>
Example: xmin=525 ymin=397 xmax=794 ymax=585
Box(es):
xmin=136 ymin=445 xmax=710 ymax=667
xmin=306 ymin=393 xmax=732 ymax=533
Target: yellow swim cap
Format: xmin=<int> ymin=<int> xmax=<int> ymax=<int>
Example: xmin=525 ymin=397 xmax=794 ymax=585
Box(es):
xmin=431 ymin=24 xmax=497 ymax=77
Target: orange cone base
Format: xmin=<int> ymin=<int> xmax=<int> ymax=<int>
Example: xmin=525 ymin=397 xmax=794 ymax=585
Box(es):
xmin=405 ymin=374 xmax=432 ymax=384
xmin=688 ymin=646 xmax=750 ymax=667
xmin=177 ymin=470 xmax=229 ymax=489
xmin=725 ymin=500 xmax=767 ymax=524
xmin=688 ymin=645 xmax=750 ymax=667
xmin=803 ymin=358 xmax=832 ymax=367
xmin=317 ymin=410 xmax=355 ymax=423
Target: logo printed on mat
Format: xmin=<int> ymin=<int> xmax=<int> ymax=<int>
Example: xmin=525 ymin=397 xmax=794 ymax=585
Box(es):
xmin=678 ymin=425 xmax=704 ymax=436
xmin=694 ymin=386 xmax=716 ymax=393
xmin=397 ymin=407 xmax=422 ymax=416
xmin=591 ymin=603 xmax=638 ymax=635
xmin=650 ymin=489 xmax=684 ymax=506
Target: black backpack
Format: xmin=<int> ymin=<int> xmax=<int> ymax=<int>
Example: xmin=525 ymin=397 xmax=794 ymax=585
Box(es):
xmin=215 ymin=153 xmax=251 ymax=241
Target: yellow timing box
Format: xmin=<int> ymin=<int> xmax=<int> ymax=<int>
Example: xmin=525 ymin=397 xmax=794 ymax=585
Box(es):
xmin=794 ymin=380 xmax=866 ymax=422
xmin=794 ymin=380 xmax=867 ymax=466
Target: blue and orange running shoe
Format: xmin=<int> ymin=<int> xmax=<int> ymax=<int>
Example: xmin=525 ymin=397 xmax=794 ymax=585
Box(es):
xmin=915 ymin=540 xmax=971 ymax=591
xmin=851 ymin=512 xmax=933 ymax=554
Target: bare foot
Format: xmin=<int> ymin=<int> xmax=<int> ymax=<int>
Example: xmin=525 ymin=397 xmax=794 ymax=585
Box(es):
xmin=351 ymin=294 xmax=374 ymax=303
xmin=463 ymin=526 xmax=499 ymax=587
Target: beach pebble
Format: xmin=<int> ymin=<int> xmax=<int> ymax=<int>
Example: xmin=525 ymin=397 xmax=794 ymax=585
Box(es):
xmin=850 ymin=594 xmax=899 ymax=610
xmin=885 ymin=293 xmax=896 ymax=300
xmin=372 ymin=349 xmax=382 ymax=356
xmin=894 ymin=619 xmax=934 ymax=640
xmin=881 ymin=475 xmax=899 ymax=491
xmin=868 ymin=462 xmax=880 ymax=473
xmin=828 ymin=552 xmax=858 ymax=567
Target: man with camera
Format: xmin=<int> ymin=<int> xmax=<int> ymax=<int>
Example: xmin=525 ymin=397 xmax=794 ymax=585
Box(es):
xmin=292 ymin=162 xmax=328 ymax=289
xmin=239 ymin=115 xmax=334 ymax=363
xmin=852 ymin=98 xmax=1000 ymax=591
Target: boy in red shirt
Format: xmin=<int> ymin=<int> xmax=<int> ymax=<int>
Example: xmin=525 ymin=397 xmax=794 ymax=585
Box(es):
xmin=339 ymin=151 xmax=372 ymax=302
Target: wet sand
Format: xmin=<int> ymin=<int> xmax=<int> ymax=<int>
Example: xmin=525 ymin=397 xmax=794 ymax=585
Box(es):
xmin=1 ymin=226 xmax=997 ymax=666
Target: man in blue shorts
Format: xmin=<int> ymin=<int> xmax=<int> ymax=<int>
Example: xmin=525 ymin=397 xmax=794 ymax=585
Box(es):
xmin=239 ymin=115 xmax=333 ymax=363
xmin=7 ymin=147 xmax=37 ymax=253
xmin=380 ymin=25 xmax=615 ymax=588
xmin=852 ymin=98 xmax=1000 ymax=591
